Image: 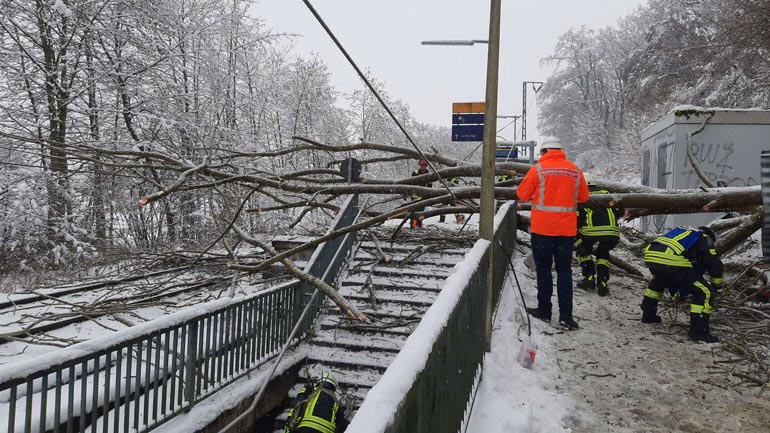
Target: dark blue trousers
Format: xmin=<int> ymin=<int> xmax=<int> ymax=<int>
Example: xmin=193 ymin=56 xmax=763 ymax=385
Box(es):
xmin=531 ymin=233 xmax=575 ymax=321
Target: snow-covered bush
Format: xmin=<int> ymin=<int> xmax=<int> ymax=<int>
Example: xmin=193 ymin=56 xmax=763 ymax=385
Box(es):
xmin=0 ymin=174 xmax=97 ymax=273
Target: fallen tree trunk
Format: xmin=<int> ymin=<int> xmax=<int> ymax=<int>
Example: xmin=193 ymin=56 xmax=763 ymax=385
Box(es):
xmin=583 ymin=186 xmax=761 ymax=212
xmin=715 ymin=208 xmax=763 ymax=256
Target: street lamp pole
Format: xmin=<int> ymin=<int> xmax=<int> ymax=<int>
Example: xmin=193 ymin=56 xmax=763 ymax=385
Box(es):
xmin=421 ymin=8 xmax=501 ymax=351
xmin=481 ymin=0 xmax=501 ymax=352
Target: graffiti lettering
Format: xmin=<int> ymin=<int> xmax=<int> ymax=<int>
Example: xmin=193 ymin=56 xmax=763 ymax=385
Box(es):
xmin=678 ymin=140 xmax=758 ymax=187
xmin=679 ymin=169 xmax=758 ymax=187
xmin=685 ymin=141 xmax=735 ymax=175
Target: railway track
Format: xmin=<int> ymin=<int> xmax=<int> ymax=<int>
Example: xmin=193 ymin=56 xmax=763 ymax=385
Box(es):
xmin=0 ymin=272 xmax=236 ymax=344
xmin=0 ymin=256 xmax=290 ymax=347
xmin=0 ymin=266 xmax=192 ymax=311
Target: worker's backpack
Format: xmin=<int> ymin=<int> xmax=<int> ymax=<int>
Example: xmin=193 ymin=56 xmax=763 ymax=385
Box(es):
xmin=658 ymin=226 xmax=701 ymax=253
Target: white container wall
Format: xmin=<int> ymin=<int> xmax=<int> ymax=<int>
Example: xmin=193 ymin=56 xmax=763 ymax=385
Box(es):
xmin=640 ymin=106 xmax=770 ymax=233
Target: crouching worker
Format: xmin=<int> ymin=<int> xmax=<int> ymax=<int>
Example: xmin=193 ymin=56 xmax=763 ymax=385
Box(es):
xmin=640 ymin=226 xmax=724 ymax=343
xmin=574 ymin=175 xmax=623 ymax=296
xmin=285 ymin=372 xmax=348 ymax=433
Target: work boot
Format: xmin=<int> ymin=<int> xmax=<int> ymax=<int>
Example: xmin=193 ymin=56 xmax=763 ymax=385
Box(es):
xmin=559 ymin=317 xmax=579 ymax=330
xmin=688 ymin=314 xmax=719 ymax=343
xmin=577 ymin=275 xmax=595 ymax=291
xmin=640 ymin=296 xmax=662 ymax=323
xmin=525 ymin=307 xmax=551 ymax=323
xmin=597 ymin=267 xmax=609 ymax=296
xmin=597 ymin=276 xmax=609 ymax=297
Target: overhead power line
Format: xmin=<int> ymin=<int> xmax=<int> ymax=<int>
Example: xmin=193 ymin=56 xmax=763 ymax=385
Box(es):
xmin=299 ymin=0 xmax=464 ymax=206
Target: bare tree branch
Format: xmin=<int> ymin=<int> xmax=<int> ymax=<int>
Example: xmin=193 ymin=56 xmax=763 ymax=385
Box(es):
xmin=231 ymin=225 xmax=368 ymax=322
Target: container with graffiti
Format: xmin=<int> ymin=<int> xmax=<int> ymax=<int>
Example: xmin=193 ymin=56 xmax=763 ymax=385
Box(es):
xmin=640 ymin=106 xmax=770 ymax=232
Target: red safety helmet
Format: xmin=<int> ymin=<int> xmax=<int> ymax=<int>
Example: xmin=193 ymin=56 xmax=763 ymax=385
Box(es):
xmin=419 ymin=159 xmax=428 ymax=167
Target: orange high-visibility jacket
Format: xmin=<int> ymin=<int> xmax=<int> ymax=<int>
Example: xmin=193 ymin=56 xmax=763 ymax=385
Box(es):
xmin=516 ymin=150 xmax=590 ymax=236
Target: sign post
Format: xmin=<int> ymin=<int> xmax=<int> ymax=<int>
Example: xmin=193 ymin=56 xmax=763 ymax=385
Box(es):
xmin=452 ymin=102 xmax=486 ymax=142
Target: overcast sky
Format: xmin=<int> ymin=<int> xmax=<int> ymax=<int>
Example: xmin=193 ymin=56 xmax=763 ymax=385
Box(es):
xmin=252 ymin=0 xmax=648 ymax=142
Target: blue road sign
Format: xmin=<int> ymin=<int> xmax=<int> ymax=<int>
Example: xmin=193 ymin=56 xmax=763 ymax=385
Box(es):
xmin=495 ymin=149 xmax=518 ymax=158
xmin=452 ymin=124 xmax=484 ymax=141
xmin=452 ymin=113 xmax=485 ymax=125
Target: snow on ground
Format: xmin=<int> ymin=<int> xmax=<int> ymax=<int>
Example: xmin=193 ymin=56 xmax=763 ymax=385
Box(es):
xmin=468 ymin=241 xmax=770 ymax=433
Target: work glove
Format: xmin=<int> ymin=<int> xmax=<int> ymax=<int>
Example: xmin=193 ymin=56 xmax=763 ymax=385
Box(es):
xmin=711 ymin=278 xmax=723 ymax=291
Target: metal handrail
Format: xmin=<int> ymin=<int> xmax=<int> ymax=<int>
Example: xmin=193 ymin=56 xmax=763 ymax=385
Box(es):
xmin=347 ymin=200 xmax=517 ymax=433
xmin=0 ymin=195 xmax=360 ymax=433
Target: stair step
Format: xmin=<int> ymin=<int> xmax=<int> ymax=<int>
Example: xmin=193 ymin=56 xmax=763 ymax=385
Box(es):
xmin=346 ymin=293 xmax=434 ymax=307
xmin=305 ymin=343 xmax=396 ymax=368
xmin=309 ymin=337 xmax=402 ymax=354
xmin=297 ymin=360 xmax=385 ymax=389
xmin=357 ymin=242 xmax=468 ymax=256
xmin=341 ymin=298 xmax=429 ymax=318
xmin=347 ymin=266 xmax=453 ymax=279
xmin=318 ymin=316 xmax=419 ymax=335
xmin=351 ymin=253 xmax=460 ymax=268
xmin=312 ymin=327 xmax=406 ymax=351
xmin=341 ymin=276 xmax=446 ymax=292
xmin=339 ymin=285 xmax=440 ymax=303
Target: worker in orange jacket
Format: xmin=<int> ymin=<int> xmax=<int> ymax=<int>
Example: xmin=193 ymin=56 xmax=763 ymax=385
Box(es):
xmin=516 ymin=136 xmax=590 ymax=330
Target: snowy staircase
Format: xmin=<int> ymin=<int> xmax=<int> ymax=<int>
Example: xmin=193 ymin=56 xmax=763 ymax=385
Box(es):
xmin=290 ymin=238 xmax=471 ymax=423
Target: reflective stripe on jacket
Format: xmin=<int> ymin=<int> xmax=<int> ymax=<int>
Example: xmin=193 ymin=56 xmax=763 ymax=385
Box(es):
xmin=296 ymin=388 xmax=340 ymax=433
xmin=516 ymin=149 xmax=590 ymax=236
xmin=579 ymin=190 xmax=620 ymax=237
xmin=643 ymin=227 xmax=723 ymax=280
xmin=643 ymin=227 xmax=700 ymax=267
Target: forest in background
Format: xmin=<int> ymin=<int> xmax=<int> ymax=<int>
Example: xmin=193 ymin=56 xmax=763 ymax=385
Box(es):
xmin=538 ymin=0 xmax=770 ymax=179
xmin=0 ymin=0 xmax=768 ymax=271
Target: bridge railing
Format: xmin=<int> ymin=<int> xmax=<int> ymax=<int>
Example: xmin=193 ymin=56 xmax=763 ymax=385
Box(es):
xmin=347 ymin=200 xmax=517 ymax=433
xmin=0 ymin=195 xmax=359 ymax=433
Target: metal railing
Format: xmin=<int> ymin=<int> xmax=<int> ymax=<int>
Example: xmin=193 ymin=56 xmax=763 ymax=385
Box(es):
xmin=0 ymin=195 xmax=360 ymax=433
xmin=347 ymin=200 xmax=517 ymax=433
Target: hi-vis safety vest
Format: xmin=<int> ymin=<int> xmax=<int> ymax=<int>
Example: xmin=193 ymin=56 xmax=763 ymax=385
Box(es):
xmin=516 ymin=150 xmax=589 ymax=236
xmin=579 ymin=190 xmax=620 ymax=237
xmin=295 ymin=388 xmax=341 ymax=433
xmin=410 ymin=169 xmax=432 ymax=200
xmin=643 ymin=227 xmax=703 ymax=268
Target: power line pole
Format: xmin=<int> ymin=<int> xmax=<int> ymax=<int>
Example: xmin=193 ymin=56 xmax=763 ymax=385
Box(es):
xmin=521 ymin=81 xmax=543 ymax=140
xmin=481 ymin=0 xmax=501 ymax=352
